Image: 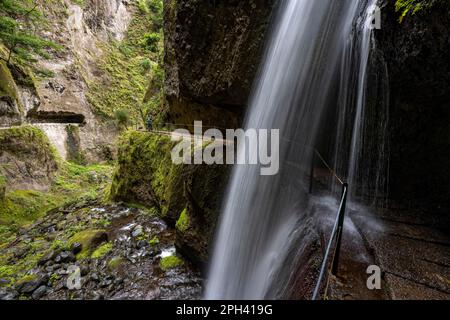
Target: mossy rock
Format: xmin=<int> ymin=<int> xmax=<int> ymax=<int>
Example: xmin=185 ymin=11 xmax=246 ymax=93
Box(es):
xmin=0 ymin=125 xmax=58 ymax=162
xmin=159 ymin=255 xmax=183 ymax=271
xmin=148 ymin=236 xmax=159 ymax=246
xmin=175 ymin=208 xmax=189 ymax=232
xmin=91 ymin=242 xmax=112 ymax=259
xmin=0 ymin=61 xmax=23 ymax=114
xmin=69 ymin=229 xmax=108 ymax=259
xmin=107 ymin=256 xmax=125 ymax=271
xmin=109 ymin=130 xmax=230 ymax=266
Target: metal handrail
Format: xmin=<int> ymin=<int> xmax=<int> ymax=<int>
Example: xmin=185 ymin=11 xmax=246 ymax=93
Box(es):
xmin=312 ymin=182 xmax=348 ymax=300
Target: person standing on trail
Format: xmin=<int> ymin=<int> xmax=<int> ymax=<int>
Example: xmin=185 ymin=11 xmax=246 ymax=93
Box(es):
xmin=146 ymin=115 xmax=153 ymax=131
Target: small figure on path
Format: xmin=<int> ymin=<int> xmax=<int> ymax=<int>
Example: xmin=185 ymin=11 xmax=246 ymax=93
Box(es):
xmin=146 ymin=115 xmax=153 ymax=131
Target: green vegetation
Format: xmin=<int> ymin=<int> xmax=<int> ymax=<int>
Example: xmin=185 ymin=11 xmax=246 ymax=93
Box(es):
xmin=69 ymin=229 xmax=107 ymax=259
xmin=51 ymin=239 xmax=70 ymax=251
xmin=0 ymin=126 xmax=61 ymax=225
xmin=0 ymin=242 xmax=45 ymax=285
xmin=65 ymin=125 xmax=86 ymax=165
xmin=114 ymin=109 xmax=131 ymax=129
xmin=109 ymin=130 xmax=180 ymax=217
xmin=0 ymin=190 xmax=62 ymax=225
xmin=0 ymin=264 xmax=15 ymax=280
xmin=148 ymin=235 xmax=159 ymax=246
xmin=0 ymin=175 xmax=5 ymax=202
xmin=0 ymin=125 xmax=59 ymax=163
xmin=86 ymin=0 xmax=164 ymax=127
xmin=142 ymin=32 xmax=161 ymax=53
xmin=110 ymin=130 xmax=228 ymax=225
xmin=159 ymin=255 xmax=183 ymax=271
xmin=107 ymin=256 xmax=124 ymax=271
xmin=0 ymin=60 xmax=18 ymax=103
xmin=91 ymin=242 xmax=112 ymax=259
xmin=0 ymin=0 xmax=60 ymax=64
xmin=176 ymin=208 xmax=190 ymax=232
xmin=395 ymin=0 xmax=443 ymax=22
xmin=0 ymin=127 xmax=111 ymax=259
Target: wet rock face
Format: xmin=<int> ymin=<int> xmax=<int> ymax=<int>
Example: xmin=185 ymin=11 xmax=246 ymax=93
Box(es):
xmin=164 ymin=0 xmax=277 ymax=124
xmin=373 ymin=0 xmax=450 ymax=210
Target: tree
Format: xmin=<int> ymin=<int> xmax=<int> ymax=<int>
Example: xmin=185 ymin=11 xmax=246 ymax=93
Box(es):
xmin=0 ymin=0 xmax=59 ymax=64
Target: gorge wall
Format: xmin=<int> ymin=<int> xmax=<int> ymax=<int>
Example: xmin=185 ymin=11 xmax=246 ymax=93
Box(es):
xmin=373 ymin=0 xmax=450 ymax=211
xmin=164 ymin=0 xmax=277 ymax=129
xmin=0 ymin=0 xmax=159 ymax=163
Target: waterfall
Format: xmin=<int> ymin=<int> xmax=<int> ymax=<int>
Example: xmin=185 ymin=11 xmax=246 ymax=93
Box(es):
xmin=205 ymin=0 xmax=378 ymax=299
xmin=333 ymin=3 xmax=389 ymax=206
xmin=34 ymin=123 xmax=69 ymax=160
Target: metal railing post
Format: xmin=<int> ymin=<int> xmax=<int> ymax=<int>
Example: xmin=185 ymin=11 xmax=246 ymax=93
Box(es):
xmin=331 ymin=182 xmax=348 ymax=275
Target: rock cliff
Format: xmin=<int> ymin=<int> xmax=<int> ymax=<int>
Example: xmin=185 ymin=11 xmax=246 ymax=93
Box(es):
xmin=164 ymin=0 xmax=277 ymax=128
xmin=373 ymin=0 xmax=450 ymax=210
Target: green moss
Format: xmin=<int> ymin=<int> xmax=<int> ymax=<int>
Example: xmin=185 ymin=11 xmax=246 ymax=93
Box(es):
xmin=65 ymin=125 xmax=86 ymax=165
xmin=0 ymin=265 xmax=15 ymax=279
xmin=137 ymin=0 xmax=149 ymax=13
xmin=0 ymin=161 xmax=111 ymax=227
xmin=175 ymin=208 xmax=190 ymax=232
xmin=0 ymin=61 xmax=19 ymax=102
xmin=49 ymin=272 xmax=60 ymax=285
xmin=107 ymin=256 xmax=124 ymax=271
xmin=0 ymin=190 xmax=63 ymax=226
xmin=0 ymin=125 xmax=59 ymax=161
xmin=86 ymin=0 xmax=163 ymax=126
xmin=52 ymin=162 xmax=112 ymax=201
xmin=91 ymin=242 xmax=112 ymax=259
xmin=69 ymin=229 xmax=106 ymax=259
xmin=159 ymin=255 xmax=183 ymax=271
xmin=50 ymin=239 xmax=70 ymax=251
xmin=16 ymin=274 xmax=37 ymax=285
xmin=148 ymin=236 xmax=159 ymax=246
xmin=109 ymin=130 xmax=176 ymax=210
xmin=72 ymin=0 xmax=86 ymax=7
xmin=109 ymin=130 xmax=227 ymax=226
xmin=395 ymin=0 xmax=444 ymax=22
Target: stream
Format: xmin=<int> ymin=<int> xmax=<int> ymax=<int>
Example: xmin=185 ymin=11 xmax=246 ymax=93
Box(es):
xmin=0 ymin=202 xmax=201 ymax=300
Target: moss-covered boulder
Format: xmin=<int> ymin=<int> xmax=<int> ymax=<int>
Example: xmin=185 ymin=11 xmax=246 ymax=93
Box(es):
xmin=0 ymin=126 xmax=59 ymax=192
xmin=68 ymin=229 xmax=108 ymax=260
xmin=159 ymin=255 xmax=183 ymax=271
xmin=110 ymin=130 xmax=229 ymax=266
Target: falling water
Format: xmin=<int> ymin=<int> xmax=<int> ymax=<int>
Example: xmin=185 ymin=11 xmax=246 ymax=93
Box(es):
xmin=333 ymin=3 xmax=389 ymax=205
xmin=205 ymin=0 xmax=379 ymax=299
xmin=34 ymin=123 xmax=69 ymax=160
